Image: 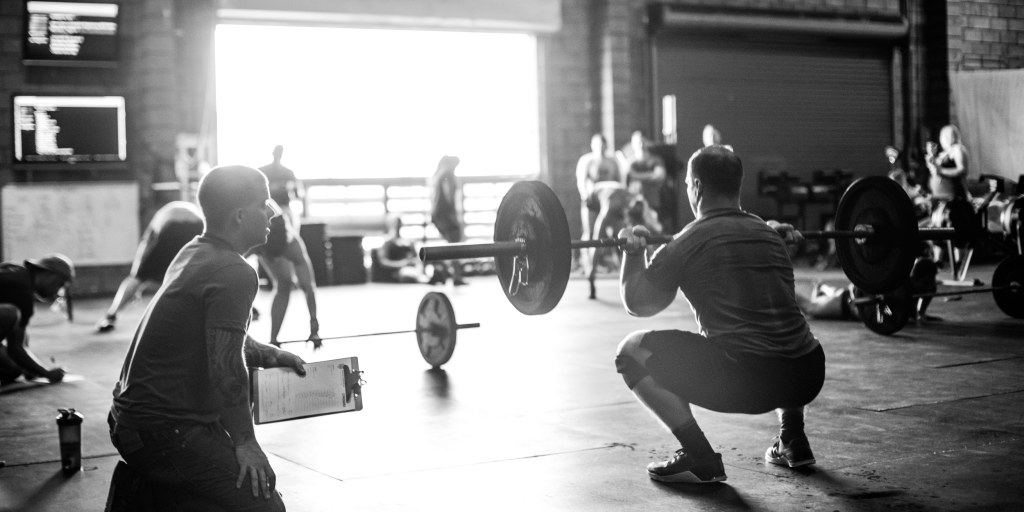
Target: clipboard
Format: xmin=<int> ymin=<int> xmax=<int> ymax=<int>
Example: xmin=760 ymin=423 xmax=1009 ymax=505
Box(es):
xmin=251 ymin=357 xmax=363 ymax=425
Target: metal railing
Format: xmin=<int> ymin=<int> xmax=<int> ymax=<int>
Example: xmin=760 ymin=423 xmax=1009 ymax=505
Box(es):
xmin=298 ymin=175 xmax=530 ymax=245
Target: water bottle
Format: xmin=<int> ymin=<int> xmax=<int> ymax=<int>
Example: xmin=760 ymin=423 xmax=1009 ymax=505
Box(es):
xmin=56 ymin=408 xmax=84 ymax=474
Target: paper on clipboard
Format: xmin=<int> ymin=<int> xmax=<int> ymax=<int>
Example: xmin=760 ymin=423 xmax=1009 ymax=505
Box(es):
xmin=251 ymin=357 xmax=363 ymax=424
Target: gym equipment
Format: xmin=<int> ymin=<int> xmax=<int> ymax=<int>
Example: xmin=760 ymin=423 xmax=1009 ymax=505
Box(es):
xmin=1000 ymin=196 xmax=1023 ymax=253
xmin=991 ymin=254 xmax=1024 ymax=319
xmin=275 ymin=292 xmax=479 ymax=369
xmin=852 ymin=284 xmax=914 ymax=336
xmin=851 ymin=255 xmax=1023 ymax=335
xmin=420 ymin=177 xmax=966 ymax=314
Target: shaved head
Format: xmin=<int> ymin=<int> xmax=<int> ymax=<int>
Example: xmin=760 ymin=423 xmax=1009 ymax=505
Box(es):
xmin=198 ymin=165 xmax=269 ymax=229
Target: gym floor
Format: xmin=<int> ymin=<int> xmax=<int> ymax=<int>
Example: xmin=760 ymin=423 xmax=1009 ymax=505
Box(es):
xmin=1 ymin=262 xmax=1022 ymax=511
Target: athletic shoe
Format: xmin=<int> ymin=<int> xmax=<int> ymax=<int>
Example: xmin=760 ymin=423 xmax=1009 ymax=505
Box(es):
xmin=95 ymin=315 xmax=116 ymax=333
xmin=647 ymin=450 xmax=726 ymax=483
xmin=765 ymin=437 xmax=816 ymax=468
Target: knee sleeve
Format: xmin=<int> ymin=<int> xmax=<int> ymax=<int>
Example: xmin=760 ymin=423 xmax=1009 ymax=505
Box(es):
xmin=615 ymin=353 xmax=649 ymax=389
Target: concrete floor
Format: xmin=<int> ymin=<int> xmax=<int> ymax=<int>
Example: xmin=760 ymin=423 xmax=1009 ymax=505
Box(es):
xmin=1 ymin=262 xmax=1022 ymax=511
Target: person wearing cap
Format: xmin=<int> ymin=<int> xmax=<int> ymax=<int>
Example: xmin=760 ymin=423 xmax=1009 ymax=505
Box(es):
xmin=0 ymin=253 xmax=75 ymax=385
xmin=109 ymin=165 xmax=306 ymax=510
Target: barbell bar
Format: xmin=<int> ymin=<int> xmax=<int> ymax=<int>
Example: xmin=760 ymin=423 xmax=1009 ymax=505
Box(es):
xmin=850 ymin=254 xmax=1023 ymax=335
xmin=274 ymin=323 xmax=481 ymax=345
xmin=273 ymin=292 xmax=478 ymax=369
xmin=852 ymin=282 xmax=1021 ymax=304
xmin=419 ymin=177 xmax=981 ymax=315
xmin=422 ymin=225 xmax=958 ymax=258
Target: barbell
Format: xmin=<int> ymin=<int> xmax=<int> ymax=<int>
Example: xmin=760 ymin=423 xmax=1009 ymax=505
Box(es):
xmin=852 ymin=254 xmax=1023 ymax=335
xmin=420 ymin=177 xmax=971 ymax=315
xmin=273 ymin=292 xmax=477 ymax=369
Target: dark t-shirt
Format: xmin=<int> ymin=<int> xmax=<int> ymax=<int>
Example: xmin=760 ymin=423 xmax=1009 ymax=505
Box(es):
xmin=644 ymin=208 xmax=818 ymax=358
xmin=0 ymin=263 xmax=34 ymax=329
xmin=111 ymin=236 xmax=257 ymax=430
xmin=258 ymin=162 xmax=297 ymax=207
xmin=431 ymin=172 xmax=462 ymax=243
xmin=383 ymin=238 xmax=417 ymax=261
xmin=930 ymin=153 xmax=968 ymax=201
xmin=627 ymin=156 xmax=665 ymax=210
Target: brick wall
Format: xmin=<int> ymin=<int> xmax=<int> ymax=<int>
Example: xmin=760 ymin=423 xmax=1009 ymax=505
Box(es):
xmin=948 ymin=0 xmax=1024 ymax=71
xmin=942 ymin=0 xmax=1024 ymax=133
xmin=540 ymin=0 xmax=599 ymax=238
xmin=0 ymin=0 xmax=201 ymax=294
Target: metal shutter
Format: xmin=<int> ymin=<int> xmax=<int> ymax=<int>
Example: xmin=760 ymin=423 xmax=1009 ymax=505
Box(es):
xmin=654 ymin=34 xmax=894 ymax=216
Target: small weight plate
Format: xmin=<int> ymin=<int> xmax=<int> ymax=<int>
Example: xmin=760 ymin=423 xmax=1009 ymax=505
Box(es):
xmin=992 ymin=255 xmax=1024 ymax=319
xmin=834 ymin=176 xmax=919 ymax=294
xmin=853 ymin=284 xmax=912 ymax=336
xmin=416 ymin=292 xmax=458 ymax=369
xmin=493 ymin=181 xmax=572 ymax=315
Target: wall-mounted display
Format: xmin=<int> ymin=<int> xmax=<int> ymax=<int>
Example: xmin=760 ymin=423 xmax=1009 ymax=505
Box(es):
xmin=23 ymin=1 xmax=120 ymax=67
xmin=13 ymin=95 xmax=127 ymax=164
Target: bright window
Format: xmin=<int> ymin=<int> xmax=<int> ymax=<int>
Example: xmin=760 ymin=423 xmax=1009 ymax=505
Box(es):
xmin=214 ymin=25 xmax=540 ymax=180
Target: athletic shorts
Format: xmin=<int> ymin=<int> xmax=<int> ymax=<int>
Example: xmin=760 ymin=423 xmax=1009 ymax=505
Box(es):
xmin=253 ymin=216 xmax=289 ymax=258
xmin=135 ymin=221 xmax=203 ymax=282
xmin=640 ymin=330 xmax=825 ymax=414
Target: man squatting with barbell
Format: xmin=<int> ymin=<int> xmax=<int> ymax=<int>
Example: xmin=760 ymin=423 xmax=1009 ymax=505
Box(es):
xmin=616 ymin=145 xmax=825 ymax=483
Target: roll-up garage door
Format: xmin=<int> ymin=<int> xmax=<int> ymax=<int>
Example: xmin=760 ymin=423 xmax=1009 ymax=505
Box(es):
xmin=654 ymin=34 xmax=894 ymax=216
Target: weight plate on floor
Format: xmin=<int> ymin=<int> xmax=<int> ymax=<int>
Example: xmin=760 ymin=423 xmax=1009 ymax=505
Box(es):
xmin=493 ymin=181 xmax=571 ymax=315
xmin=834 ymin=176 xmax=918 ymax=294
xmin=852 ymin=284 xmax=912 ymax=336
xmin=416 ymin=292 xmax=458 ymax=369
xmin=991 ymin=255 xmax=1024 ymax=319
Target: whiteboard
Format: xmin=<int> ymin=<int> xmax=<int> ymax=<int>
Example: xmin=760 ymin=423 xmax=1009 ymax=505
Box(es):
xmin=2 ymin=182 xmax=140 ymax=265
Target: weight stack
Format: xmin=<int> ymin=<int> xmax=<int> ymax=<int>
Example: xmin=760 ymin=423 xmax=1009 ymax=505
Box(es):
xmin=299 ymin=223 xmax=331 ymax=286
xmin=330 ymin=236 xmax=367 ymax=285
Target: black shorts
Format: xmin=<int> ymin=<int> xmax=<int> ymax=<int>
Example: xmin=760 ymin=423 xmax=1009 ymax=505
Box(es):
xmin=134 ymin=221 xmax=203 ymax=282
xmin=641 ymin=331 xmax=825 ymax=414
xmin=252 ymin=216 xmax=289 ymax=258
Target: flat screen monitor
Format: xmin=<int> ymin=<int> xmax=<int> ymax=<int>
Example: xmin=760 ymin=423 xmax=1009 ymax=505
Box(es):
xmin=23 ymin=1 xmax=120 ymax=67
xmin=13 ymin=95 xmax=127 ymax=164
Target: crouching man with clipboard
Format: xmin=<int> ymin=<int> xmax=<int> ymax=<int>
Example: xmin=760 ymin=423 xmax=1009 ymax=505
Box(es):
xmin=107 ymin=165 xmax=323 ymax=511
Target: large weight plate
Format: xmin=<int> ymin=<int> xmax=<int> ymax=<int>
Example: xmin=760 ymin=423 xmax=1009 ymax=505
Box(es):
xmin=1000 ymin=197 xmax=1022 ymax=237
xmin=834 ymin=176 xmax=919 ymax=294
xmin=852 ymin=284 xmax=912 ymax=336
xmin=992 ymin=255 xmax=1024 ymax=319
xmin=416 ymin=292 xmax=458 ymax=369
xmin=494 ymin=181 xmax=571 ymax=315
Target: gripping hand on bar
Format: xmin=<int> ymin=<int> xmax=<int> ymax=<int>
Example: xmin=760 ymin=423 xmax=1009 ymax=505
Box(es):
xmin=767 ymin=221 xmax=805 ymax=244
xmin=617 ymin=226 xmax=655 ymax=255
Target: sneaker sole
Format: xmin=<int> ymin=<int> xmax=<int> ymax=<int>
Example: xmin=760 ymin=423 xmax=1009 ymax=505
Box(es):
xmin=765 ymin=455 xmax=816 ymax=468
xmin=648 ymin=471 xmax=727 ymax=484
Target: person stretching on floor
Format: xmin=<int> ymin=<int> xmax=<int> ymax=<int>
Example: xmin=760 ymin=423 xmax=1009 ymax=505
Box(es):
xmin=0 ymin=253 xmax=75 ymax=385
